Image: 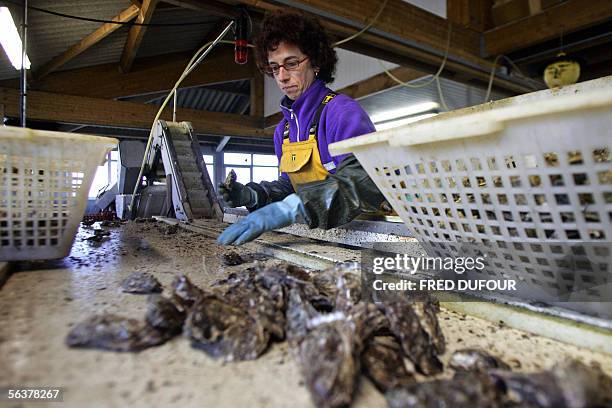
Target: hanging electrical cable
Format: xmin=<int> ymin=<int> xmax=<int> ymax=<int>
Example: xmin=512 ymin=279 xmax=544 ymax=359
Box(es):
xmin=483 ymin=54 xmax=537 ymax=102
xmin=376 ymin=24 xmax=452 ymax=91
xmin=331 ymin=0 xmax=389 ymax=47
xmin=128 ymin=25 xmax=241 ymax=216
xmin=2 ymin=0 xmax=220 ymax=26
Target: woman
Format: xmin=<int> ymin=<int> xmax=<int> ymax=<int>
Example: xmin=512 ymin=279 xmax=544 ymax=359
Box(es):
xmin=218 ymin=11 xmax=385 ymax=245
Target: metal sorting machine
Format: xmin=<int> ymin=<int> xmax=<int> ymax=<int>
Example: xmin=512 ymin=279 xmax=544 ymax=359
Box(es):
xmin=127 ymin=120 xmax=223 ymax=221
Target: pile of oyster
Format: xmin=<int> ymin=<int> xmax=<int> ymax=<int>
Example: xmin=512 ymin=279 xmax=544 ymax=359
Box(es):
xmin=66 ymin=262 xmax=611 ymax=408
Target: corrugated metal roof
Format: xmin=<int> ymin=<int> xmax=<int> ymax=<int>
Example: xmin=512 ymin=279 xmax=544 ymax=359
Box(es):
xmin=0 ymin=1 xmax=224 ymax=80
xmin=137 ymin=9 xmax=220 ymax=59
xmin=61 ymin=24 xmax=129 ymax=71
xmin=359 ymin=76 xmax=512 ymax=118
xmin=143 ymin=79 xmax=251 ymax=114
xmin=0 ymin=0 xmax=128 ymax=79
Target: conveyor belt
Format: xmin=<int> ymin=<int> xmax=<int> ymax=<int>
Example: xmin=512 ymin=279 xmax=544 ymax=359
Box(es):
xmin=145 ymin=120 xmax=222 ymax=221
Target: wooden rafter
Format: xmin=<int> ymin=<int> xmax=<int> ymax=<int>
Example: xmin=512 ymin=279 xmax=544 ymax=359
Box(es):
xmin=446 ymin=0 xmax=492 ymax=32
xmin=213 ymin=0 xmax=534 ymax=94
xmin=0 ymin=87 xmax=268 ymax=138
xmin=228 ymin=0 xmax=479 ymax=60
xmin=161 ymin=0 xmax=238 ymax=18
xmin=0 ymin=47 xmax=253 ymax=99
xmin=483 ymin=0 xmax=612 ymax=57
xmin=250 ymin=69 xmax=264 ymax=117
xmin=34 ymin=5 xmax=140 ymax=80
xmin=119 ymin=0 xmax=158 ymax=73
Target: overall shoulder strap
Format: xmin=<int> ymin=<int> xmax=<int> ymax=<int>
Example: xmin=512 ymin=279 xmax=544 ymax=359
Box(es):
xmin=282 ymin=120 xmax=290 ymax=141
xmin=308 ymin=92 xmax=337 ymax=139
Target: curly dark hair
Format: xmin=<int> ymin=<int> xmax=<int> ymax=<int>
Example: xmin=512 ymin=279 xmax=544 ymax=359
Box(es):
xmin=254 ymin=11 xmax=338 ymax=83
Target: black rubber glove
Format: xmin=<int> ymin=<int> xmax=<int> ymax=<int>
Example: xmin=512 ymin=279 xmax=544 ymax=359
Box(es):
xmin=218 ymin=181 xmax=256 ymax=207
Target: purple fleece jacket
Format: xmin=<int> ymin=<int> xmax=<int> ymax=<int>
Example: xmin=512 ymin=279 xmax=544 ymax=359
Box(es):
xmin=273 ymin=80 xmax=375 ymax=179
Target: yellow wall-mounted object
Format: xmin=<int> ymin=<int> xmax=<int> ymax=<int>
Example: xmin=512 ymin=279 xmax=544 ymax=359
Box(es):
xmin=544 ymin=52 xmax=580 ymax=89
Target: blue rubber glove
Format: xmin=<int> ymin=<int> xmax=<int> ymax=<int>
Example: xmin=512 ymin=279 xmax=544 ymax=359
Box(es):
xmin=217 ymin=194 xmax=307 ymax=245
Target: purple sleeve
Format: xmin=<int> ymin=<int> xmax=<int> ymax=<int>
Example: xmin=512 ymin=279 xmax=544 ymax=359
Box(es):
xmin=318 ymin=95 xmax=376 ymax=168
xmin=273 ymin=120 xmax=290 ymax=180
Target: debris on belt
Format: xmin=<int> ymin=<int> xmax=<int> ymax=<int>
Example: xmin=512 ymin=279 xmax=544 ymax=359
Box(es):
xmin=84 ymin=229 xmax=111 ymax=243
xmin=120 ymin=272 xmax=162 ymax=294
xmin=221 ymin=250 xmax=245 ymax=266
xmin=100 ymin=220 xmax=124 ymax=228
xmin=157 ymin=223 xmax=179 ymax=235
xmin=219 ymin=251 xmax=269 ymax=267
xmin=65 ymin=260 xmax=611 ymax=407
xmin=449 ymin=348 xmax=511 ymax=372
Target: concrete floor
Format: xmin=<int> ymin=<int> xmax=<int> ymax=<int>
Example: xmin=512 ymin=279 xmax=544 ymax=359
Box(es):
xmin=1 ymin=220 xmax=611 ymax=408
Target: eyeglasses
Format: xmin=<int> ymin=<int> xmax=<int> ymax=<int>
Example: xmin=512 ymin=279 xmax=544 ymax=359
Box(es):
xmin=264 ymin=56 xmax=309 ymax=75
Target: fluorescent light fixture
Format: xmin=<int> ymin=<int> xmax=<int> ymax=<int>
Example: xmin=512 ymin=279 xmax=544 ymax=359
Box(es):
xmin=374 ymin=113 xmax=438 ymax=131
xmin=0 ymin=7 xmax=31 ymax=70
xmin=370 ymin=102 xmax=439 ymax=123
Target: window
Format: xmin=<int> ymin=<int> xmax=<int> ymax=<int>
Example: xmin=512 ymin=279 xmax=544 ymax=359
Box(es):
xmin=203 ymin=154 xmax=214 ymax=183
xmin=225 ymin=167 xmax=251 ymax=184
xmin=224 ymin=152 xmax=251 ymax=165
xmin=223 ymin=153 xmax=279 ymax=185
xmin=253 ymin=154 xmax=279 ymax=183
xmin=88 ymin=150 xmax=118 ymax=198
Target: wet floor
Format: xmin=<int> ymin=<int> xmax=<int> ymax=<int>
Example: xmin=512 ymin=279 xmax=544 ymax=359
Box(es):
xmin=1 ymin=220 xmax=611 ymax=407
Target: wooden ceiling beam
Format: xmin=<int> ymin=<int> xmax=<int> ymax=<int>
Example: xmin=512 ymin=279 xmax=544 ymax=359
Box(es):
xmin=217 ymin=0 xmax=536 ymax=94
xmin=161 ymin=0 xmax=239 ymax=18
xmin=34 ymin=5 xmax=140 ymax=81
xmin=1 ymin=46 xmax=254 ymax=99
xmin=119 ymin=0 xmax=158 ymax=73
xmin=250 ymin=69 xmax=264 ymax=117
xmin=483 ymin=0 xmax=612 ymax=57
xmin=0 ymin=87 xmax=268 ymax=138
xmin=230 ymin=0 xmax=480 ymax=59
xmin=447 ymin=0 xmax=493 ymax=32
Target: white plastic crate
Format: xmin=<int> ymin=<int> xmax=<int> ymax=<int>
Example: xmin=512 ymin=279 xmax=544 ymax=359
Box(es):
xmin=0 ymin=127 xmax=117 ymax=261
xmin=330 ymin=89 xmax=612 ymax=314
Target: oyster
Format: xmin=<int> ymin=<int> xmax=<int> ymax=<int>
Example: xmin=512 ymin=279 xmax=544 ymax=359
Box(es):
xmin=362 ymin=336 xmax=415 ymax=392
xmin=66 ymin=314 xmax=168 ymax=352
xmin=145 ymin=294 xmax=185 ymax=335
xmin=285 ymin=288 xmax=361 ymax=408
xmin=490 ymin=359 xmax=612 ymax=408
xmin=171 ymin=275 xmax=204 ymax=311
xmin=120 ymin=272 xmax=162 ymax=294
xmin=382 ymin=297 xmax=445 ymax=375
xmin=221 ymin=271 xmax=286 ymax=340
xmin=184 ymin=294 xmax=269 ymax=362
xmin=385 ymin=372 xmax=503 ymax=408
xmin=296 ymin=314 xmax=361 ymax=408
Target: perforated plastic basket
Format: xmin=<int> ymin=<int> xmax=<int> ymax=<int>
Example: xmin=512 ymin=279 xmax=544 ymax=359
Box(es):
xmin=330 ymin=89 xmax=612 ymax=314
xmin=1 ymin=127 xmax=117 ymax=261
